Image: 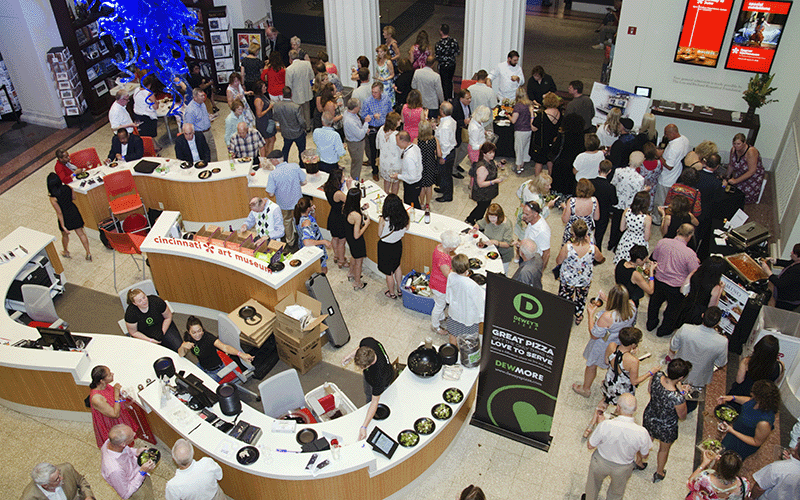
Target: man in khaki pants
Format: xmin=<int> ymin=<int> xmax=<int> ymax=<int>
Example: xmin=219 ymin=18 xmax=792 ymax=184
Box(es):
xmin=100 ymin=424 xmax=155 ymax=500
xmin=265 ymin=150 xmax=307 ymax=248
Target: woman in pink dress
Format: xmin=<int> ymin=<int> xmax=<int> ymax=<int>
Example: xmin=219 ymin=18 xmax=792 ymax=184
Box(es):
xmin=89 ymin=365 xmax=140 ymax=448
xmin=408 ymin=30 xmax=431 ymax=69
xmin=727 ymin=133 xmax=765 ymax=204
xmin=402 ymin=90 xmax=426 ymax=141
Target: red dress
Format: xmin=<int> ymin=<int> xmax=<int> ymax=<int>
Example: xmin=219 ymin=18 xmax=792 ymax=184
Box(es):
xmin=90 ymin=385 xmax=140 ymax=448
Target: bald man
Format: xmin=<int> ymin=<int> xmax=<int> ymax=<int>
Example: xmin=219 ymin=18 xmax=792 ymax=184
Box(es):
xmin=175 ymin=123 xmax=211 ymax=163
xmin=166 ymin=439 xmax=232 ymax=500
xmin=511 ymin=239 xmax=542 ymax=289
xmin=653 ymin=123 xmax=690 ymax=225
xmin=228 ymin=122 xmax=265 ymax=160
xmin=101 ymin=424 xmax=155 ymax=500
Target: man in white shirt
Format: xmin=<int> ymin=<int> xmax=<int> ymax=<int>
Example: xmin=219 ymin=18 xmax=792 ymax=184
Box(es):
xmin=583 ymin=393 xmax=651 ymax=500
xmin=467 ymin=71 xmax=497 ymax=131
xmin=652 ymin=123 xmax=691 ymax=224
xmin=520 ymin=201 xmax=552 ymax=267
xmin=165 ymin=439 xmax=232 ymax=500
xmin=108 ymin=92 xmax=138 ymax=133
xmin=351 ymin=68 xmax=372 ymax=106
xmin=435 ymin=101 xmax=457 ymax=202
xmin=284 ymin=49 xmax=314 ymax=133
xmin=343 ymin=97 xmax=371 ymax=181
xmin=487 ymin=50 xmax=524 ymax=101
xmin=241 ymin=196 xmax=285 ymax=244
xmin=411 ymin=57 xmax=444 ymax=118
xmin=391 ymin=131 xmax=422 ymax=208
xmin=21 ymin=462 xmax=95 ymax=500
xmin=750 ymin=439 xmax=800 ymax=500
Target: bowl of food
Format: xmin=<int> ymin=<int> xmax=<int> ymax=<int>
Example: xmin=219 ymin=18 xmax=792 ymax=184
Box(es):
xmin=289 ymin=259 xmax=302 ymax=267
xmin=237 ymin=157 xmax=251 ymax=163
xmin=469 ymin=274 xmax=486 ymax=285
xmin=697 ymin=438 xmax=724 ymax=455
xmin=194 ymin=161 xmax=207 ymax=169
xmin=714 ymin=404 xmax=739 ymax=423
xmin=108 ymin=161 xmax=119 ymax=168
xmin=443 ymin=387 xmax=464 ymax=404
xmin=398 ymin=429 xmax=420 ymax=447
xmin=468 ymin=258 xmax=482 ymax=269
xmin=137 ymin=448 xmax=161 ymax=466
xmin=76 ymin=171 xmax=90 ymax=180
xmin=211 ymin=167 xmax=221 ymax=174
xmin=414 ymin=417 xmax=435 ymax=435
xmin=486 ymin=251 xmax=499 ymax=260
xmin=431 ymin=403 xmax=453 ymax=420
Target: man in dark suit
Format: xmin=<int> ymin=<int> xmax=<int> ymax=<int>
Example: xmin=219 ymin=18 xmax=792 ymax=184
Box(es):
xmin=106 ymin=128 xmax=144 ymax=162
xmin=695 ymin=153 xmax=724 ymax=260
xmin=450 ymin=88 xmax=471 ymax=177
xmin=174 ymin=123 xmax=211 ymax=164
xmin=590 ymin=159 xmax=618 ymax=252
xmin=266 ymin=26 xmax=291 ymax=69
xmin=21 ymin=462 xmax=95 ymax=500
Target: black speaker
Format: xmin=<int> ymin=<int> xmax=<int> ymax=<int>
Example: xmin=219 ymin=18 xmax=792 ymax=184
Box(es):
xmin=217 ymin=383 xmax=241 ymax=416
xmin=153 ymin=357 xmax=175 ymax=380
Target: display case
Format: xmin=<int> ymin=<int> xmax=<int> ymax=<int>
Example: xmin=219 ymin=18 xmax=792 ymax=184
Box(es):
xmin=182 ymin=0 xmax=229 ymax=95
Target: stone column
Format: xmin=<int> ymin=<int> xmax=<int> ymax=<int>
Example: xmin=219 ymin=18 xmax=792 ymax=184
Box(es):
xmin=323 ymin=0 xmax=381 ymax=89
xmin=462 ymin=0 xmax=526 ymax=81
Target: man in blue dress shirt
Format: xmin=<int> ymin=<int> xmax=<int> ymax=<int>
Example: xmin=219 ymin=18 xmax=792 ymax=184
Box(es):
xmin=266 ymin=150 xmax=307 ymax=248
xmin=360 ymin=82 xmax=393 ymax=182
xmin=183 ymin=88 xmax=218 ymax=161
xmin=312 ymin=112 xmax=345 ymax=173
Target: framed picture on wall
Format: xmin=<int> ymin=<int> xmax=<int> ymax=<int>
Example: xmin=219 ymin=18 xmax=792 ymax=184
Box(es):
xmin=232 ymin=28 xmax=266 ymax=73
xmin=210 ymin=31 xmax=228 ymax=46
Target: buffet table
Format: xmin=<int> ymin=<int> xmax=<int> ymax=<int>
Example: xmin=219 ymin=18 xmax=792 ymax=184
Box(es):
xmin=0 ymin=227 xmax=480 ymax=500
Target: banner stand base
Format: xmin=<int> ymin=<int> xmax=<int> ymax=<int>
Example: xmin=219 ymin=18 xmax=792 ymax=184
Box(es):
xmin=469 ymin=416 xmax=552 ymax=452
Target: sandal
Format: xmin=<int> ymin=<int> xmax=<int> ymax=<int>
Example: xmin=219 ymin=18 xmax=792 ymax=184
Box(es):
xmin=384 ymin=290 xmax=397 ymax=299
xmin=85 ymin=254 xmax=93 ymax=262
xmin=653 ymin=470 xmax=666 ymax=483
xmin=347 ymin=275 xmax=356 ymax=283
xmin=575 ymin=314 xmax=584 ymax=325
xmin=572 ymin=383 xmax=591 ymax=398
xmin=354 ymin=282 xmax=367 ymax=291
xmin=336 ymin=258 xmax=350 ymax=269
xmin=634 ymin=462 xmax=648 ymax=471
xmin=61 ymin=251 xmax=71 ymax=258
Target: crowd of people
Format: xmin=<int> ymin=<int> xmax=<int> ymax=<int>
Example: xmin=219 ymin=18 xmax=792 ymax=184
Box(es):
xmin=42 ymin=18 xmax=800 ymax=500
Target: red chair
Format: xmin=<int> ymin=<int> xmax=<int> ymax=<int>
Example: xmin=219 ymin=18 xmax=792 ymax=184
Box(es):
xmin=141 ymin=136 xmax=157 ymax=157
xmin=70 ymin=147 xmax=102 ymax=170
xmin=104 ymin=170 xmax=151 ymax=231
xmin=460 ymin=79 xmax=477 ymax=91
xmin=102 ymin=230 xmax=147 ymax=289
xmin=122 ymin=213 xmax=149 ymax=236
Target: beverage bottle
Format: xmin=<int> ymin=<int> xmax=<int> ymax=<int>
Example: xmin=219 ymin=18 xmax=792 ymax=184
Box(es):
xmin=424 ymin=205 xmax=430 ymax=224
xmin=228 ymin=149 xmax=235 ymax=171
xmin=409 ymin=203 xmax=415 ymax=221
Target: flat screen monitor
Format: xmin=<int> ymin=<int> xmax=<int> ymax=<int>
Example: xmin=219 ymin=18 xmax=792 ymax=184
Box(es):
xmin=37 ymin=327 xmax=76 ymax=351
xmin=724 ymin=0 xmax=793 ymax=73
xmin=674 ymin=0 xmax=735 ymax=68
xmin=634 ymin=86 xmax=652 ymax=98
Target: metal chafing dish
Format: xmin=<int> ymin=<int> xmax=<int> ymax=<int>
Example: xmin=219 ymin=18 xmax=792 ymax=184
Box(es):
xmin=728 ymin=222 xmax=770 ymax=250
xmin=724 ymin=252 xmax=769 ymax=285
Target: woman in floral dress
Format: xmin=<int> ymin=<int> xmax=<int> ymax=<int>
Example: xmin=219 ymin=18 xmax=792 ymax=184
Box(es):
xmin=375 ymin=44 xmax=395 ymax=106
xmin=555 ymin=220 xmax=605 ymax=324
xmin=614 ymin=191 xmax=651 ymax=265
xmin=727 ymin=133 xmax=765 ymax=204
xmin=294 ymin=197 xmax=332 ymax=273
xmin=686 ymin=450 xmax=749 ymax=500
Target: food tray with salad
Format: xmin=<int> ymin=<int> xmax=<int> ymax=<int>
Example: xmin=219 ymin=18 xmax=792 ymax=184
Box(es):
xmin=697 ymin=438 xmax=724 ymax=455
xmin=714 ymin=404 xmax=739 ymax=423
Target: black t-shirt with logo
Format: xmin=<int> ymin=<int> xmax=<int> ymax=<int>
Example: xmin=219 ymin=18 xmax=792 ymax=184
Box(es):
xmin=360 ymin=337 xmax=393 ymax=396
xmin=189 ymin=330 xmax=222 ymax=370
xmin=125 ymin=295 xmax=168 ymax=341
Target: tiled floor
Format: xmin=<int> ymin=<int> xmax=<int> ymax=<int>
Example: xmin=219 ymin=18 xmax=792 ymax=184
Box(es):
xmin=0 ymin=8 xmax=701 ymax=500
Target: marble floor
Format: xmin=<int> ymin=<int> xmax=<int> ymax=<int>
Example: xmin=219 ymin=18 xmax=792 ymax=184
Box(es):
xmin=0 ymin=10 xmax=700 ymax=500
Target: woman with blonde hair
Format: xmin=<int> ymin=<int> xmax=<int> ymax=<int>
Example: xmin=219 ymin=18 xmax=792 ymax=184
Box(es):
xmin=401 ymin=89 xmax=426 ymax=141
xmin=240 ymin=42 xmax=263 ymax=92
xmin=417 ymin=119 xmax=441 ymax=209
xmin=510 ymin=87 xmax=533 ymax=174
xmin=377 ymin=112 xmax=402 ymax=194
xmin=531 ymin=91 xmax=562 ymax=175
xmin=684 ymin=140 xmax=718 ymax=169
xmin=636 ymin=112 xmax=658 ymax=146
xmin=514 ymin=172 xmax=556 ymax=238
xmin=375 ymin=44 xmax=395 ymax=105
xmin=596 ymin=107 xmax=622 ymax=149
xmin=382 ymin=26 xmax=400 ymax=69
xmin=573 ymin=284 xmax=637 ymax=397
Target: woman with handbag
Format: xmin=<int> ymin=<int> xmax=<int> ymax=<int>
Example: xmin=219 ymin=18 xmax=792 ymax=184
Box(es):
xmin=530 ymin=91 xmax=562 ymax=176
xmin=253 ymin=80 xmax=276 ymax=156
xmin=377 ymin=194 xmax=410 ymax=299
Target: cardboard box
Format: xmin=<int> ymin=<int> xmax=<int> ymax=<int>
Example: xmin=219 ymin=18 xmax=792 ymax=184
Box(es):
xmin=227 ymin=298 xmax=275 ymax=343
xmin=274 ymin=328 xmax=320 ymax=353
xmin=275 ymin=334 xmax=321 ymax=375
xmin=194 ymin=225 xmax=220 ymax=244
xmin=274 ymin=291 xmax=328 ymax=343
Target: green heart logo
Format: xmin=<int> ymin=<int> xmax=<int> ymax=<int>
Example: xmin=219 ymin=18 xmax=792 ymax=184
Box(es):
xmin=512 ymin=401 xmax=552 ymax=433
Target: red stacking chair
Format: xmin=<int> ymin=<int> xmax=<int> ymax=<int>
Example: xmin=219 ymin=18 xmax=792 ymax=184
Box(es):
xmin=103 ymin=170 xmax=151 ymax=232
xmin=460 ymin=79 xmax=477 ymax=91
xmin=122 ymin=213 xmax=149 ymax=236
xmin=69 ymin=147 xmax=102 ymax=170
xmin=102 ymin=229 xmax=147 ymax=290
xmin=141 ymin=136 xmax=157 ymax=157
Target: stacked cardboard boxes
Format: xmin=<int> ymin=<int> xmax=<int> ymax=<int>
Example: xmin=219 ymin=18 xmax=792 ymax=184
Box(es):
xmin=227 ymin=299 xmax=275 ymax=348
xmin=46 ymin=47 xmax=87 ymax=116
xmin=274 ymin=292 xmax=328 ymax=374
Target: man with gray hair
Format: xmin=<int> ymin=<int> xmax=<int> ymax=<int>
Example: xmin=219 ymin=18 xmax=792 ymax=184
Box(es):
xmin=435 ymin=101 xmax=456 ymax=202
xmin=21 ymin=462 xmax=95 ymax=500
xmin=343 ymin=97 xmax=371 ymax=181
xmin=313 ymin=111 xmax=345 ymax=173
xmin=511 ymin=239 xmax=542 ymax=289
xmin=272 ymin=86 xmax=306 ymax=164
xmin=183 ymin=87 xmax=218 ymax=161
xmin=284 ymin=49 xmax=314 ymax=133
xmin=101 ymin=424 xmax=155 ymax=500
xmin=582 ymin=393 xmax=651 ymax=500
xmin=165 ymin=439 xmax=231 ymax=500
xmin=411 ymin=55 xmax=444 ymax=119
xmin=174 ymin=123 xmax=211 ymax=164
xmin=108 ymin=91 xmax=139 ymax=133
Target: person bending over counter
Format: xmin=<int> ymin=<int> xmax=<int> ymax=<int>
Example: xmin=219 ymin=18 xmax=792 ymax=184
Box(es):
xmin=178 ymin=316 xmax=254 ymax=382
xmin=241 ymin=196 xmax=285 ymax=244
xmin=343 ymin=337 xmax=394 ymax=440
xmin=124 ymin=288 xmax=182 ymax=352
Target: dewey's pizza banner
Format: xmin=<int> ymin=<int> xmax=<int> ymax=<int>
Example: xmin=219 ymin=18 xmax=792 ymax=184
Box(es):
xmin=471 ymin=273 xmax=574 ymax=450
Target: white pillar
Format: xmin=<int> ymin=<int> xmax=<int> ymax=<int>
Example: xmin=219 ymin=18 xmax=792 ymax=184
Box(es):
xmin=323 ymin=0 xmax=380 ymax=88
xmin=463 ymin=0 xmax=526 ymax=81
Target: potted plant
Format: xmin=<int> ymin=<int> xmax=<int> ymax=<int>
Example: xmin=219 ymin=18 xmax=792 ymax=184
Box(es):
xmin=742 ymin=73 xmax=778 ymax=115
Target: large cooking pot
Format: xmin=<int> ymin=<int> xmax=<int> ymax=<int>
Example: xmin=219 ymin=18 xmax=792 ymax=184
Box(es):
xmin=438 ymin=343 xmax=459 ymax=365
xmin=153 ymin=357 xmax=175 ymax=380
xmin=238 ymin=305 xmax=262 ymax=325
xmin=407 ymin=339 xmax=442 ymax=377
xmin=217 ymin=383 xmax=241 ymax=416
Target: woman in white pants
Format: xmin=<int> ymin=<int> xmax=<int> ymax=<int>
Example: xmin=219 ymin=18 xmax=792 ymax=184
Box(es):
xmin=429 ymin=230 xmax=460 ymax=335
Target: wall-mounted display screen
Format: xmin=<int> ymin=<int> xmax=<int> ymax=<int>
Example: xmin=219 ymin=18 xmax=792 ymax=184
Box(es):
xmin=674 ymin=0 xmax=735 ymax=67
xmin=725 ymin=0 xmax=793 ymax=73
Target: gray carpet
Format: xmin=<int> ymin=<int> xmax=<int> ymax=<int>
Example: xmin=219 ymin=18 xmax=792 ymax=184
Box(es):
xmin=52 ymin=284 xmax=365 ymax=413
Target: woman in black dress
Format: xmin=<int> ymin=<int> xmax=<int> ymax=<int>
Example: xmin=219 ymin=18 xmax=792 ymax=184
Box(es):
xmin=729 ymin=334 xmax=784 ymax=402
xmin=253 ymin=80 xmax=275 ymax=155
xmin=614 ymin=245 xmax=655 ymax=308
xmin=674 ymin=256 xmax=726 ymax=330
xmin=344 ymin=188 xmax=369 ymax=290
xmin=417 ymin=120 xmax=440 ymax=210
xmin=530 ymin=91 xmax=562 ymax=176
xmin=466 ymin=142 xmax=504 ymax=225
xmin=323 ymin=169 xmax=351 ymax=269
xmin=550 ymin=113 xmax=585 ymax=196
xmin=377 ymin=194 xmax=410 ymax=299
xmin=47 ymin=173 xmax=91 ymax=261
xmin=643 ymin=358 xmax=691 ymax=483
xmin=393 ymin=58 xmax=414 ymax=113
xmin=240 ymin=42 xmax=264 ymax=93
